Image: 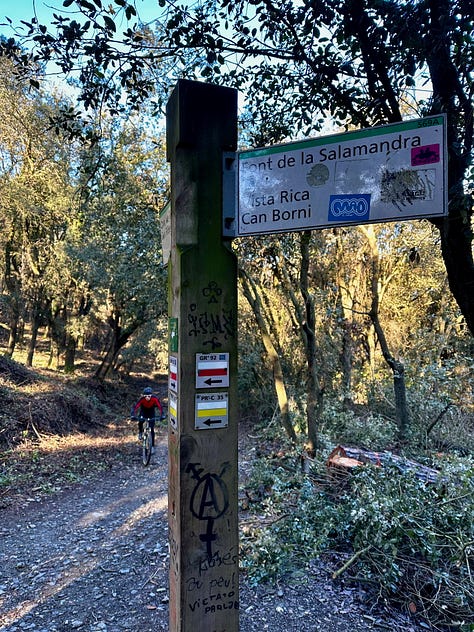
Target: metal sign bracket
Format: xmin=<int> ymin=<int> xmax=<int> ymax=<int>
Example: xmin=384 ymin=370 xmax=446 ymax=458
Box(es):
xmin=222 ymin=151 xmax=237 ymax=238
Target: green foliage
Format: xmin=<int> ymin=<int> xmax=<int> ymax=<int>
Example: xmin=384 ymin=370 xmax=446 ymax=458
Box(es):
xmin=72 ymin=118 xmax=168 ymax=319
xmin=0 ymin=56 xmax=169 ymax=371
xmin=115 ymin=315 xmax=168 ymax=373
xmin=0 ymin=57 xmax=79 ymax=362
xmin=241 ymin=432 xmax=474 ymax=628
xmin=321 ymin=406 xmax=398 ymax=450
xmin=407 ymin=382 xmax=474 ymax=455
xmin=2 ymin=0 xmax=473 ymax=344
xmin=345 ymin=460 xmax=474 ymax=626
xmin=241 ymin=451 xmax=347 ymax=585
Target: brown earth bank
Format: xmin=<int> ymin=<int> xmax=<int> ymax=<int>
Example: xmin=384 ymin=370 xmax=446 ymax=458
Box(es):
xmin=0 ymin=356 xmax=430 ymax=631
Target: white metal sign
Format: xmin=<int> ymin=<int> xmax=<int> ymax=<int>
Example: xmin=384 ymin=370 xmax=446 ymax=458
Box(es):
xmin=169 ymin=392 xmax=178 ymax=430
xmin=237 ymin=115 xmax=447 ymax=236
xmin=195 ymin=393 xmax=228 ymax=430
xmin=169 ymin=355 xmax=178 ymax=393
xmin=195 ymin=353 xmax=229 ymax=389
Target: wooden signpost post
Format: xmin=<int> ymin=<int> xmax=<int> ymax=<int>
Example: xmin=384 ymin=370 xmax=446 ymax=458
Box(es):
xmin=166 ymin=80 xmax=239 ymax=632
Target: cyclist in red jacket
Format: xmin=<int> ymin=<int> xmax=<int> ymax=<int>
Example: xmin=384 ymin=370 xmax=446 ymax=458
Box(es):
xmin=131 ymin=387 xmax=163 ymax=451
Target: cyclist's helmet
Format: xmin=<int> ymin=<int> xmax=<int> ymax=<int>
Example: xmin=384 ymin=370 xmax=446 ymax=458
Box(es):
xmin=143 ymin=387 xmax=153 ymax=395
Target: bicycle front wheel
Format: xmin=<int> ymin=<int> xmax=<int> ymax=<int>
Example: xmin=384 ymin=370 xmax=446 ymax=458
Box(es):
xmin=142 ymin=425 xmax=152 ymax=466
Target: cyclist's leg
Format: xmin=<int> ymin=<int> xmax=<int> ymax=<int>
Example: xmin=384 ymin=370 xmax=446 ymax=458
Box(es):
xmin=149 ymin=419 xmax=156 ymax=447
xmin=138 ymin=417 xmax=144 ymax=439
xmin=142 ymin=421 xmax=152 ymax=465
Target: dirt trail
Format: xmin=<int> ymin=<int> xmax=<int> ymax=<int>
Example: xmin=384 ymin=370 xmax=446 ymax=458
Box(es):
xmin=0 ymin=430 xmax=423 ymax=632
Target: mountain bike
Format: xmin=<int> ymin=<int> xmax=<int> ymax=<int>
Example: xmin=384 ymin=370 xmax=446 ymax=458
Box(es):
xmin=140 ymin=416 xmax=155 ymax=466
xmin=135 ymin=413 xmax=167 ymax=466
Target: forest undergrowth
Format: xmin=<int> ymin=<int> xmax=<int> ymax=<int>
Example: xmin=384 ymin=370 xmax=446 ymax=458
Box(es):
xmin=0 ymin=353 xmax=162 ymax=501
xmin=240 ymin=421 xmax=474 ymax=631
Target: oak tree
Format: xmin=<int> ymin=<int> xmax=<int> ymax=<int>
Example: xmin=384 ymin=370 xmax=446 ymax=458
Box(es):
xmin=3 ymin=0 xmax=472 ymax=333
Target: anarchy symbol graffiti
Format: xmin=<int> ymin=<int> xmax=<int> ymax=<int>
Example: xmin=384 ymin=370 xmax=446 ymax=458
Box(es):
xmin=186 ymin=462 xmax=230 ymax=558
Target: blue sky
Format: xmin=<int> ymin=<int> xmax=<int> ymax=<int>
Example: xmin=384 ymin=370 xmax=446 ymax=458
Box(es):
xmin=1 ymin=0 xmax=59 ymax=29
xmin=0 ymin=0 xmax=162 ymax=36
xmin=0 ymin=0 xmax=165 ymax=98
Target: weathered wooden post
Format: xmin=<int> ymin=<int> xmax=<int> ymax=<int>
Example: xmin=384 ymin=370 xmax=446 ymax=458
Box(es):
xmin=166 ymin=80 xmax=239 ymax=632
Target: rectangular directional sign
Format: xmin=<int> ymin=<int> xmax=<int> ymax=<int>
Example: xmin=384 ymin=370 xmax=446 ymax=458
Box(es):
xmin=195 ymin=353 xmax=229 ymax=389
xmin=169 ymin=392 xmax=178 ymax=430
xmin=169 ymin=355 xmax=178 ymax=393
xmin=195 ymin=393 xmax=228 ymax=430
xmin=169 ymin=317 xmax=178 ymax=353
xmin=237 ymin=115 xmax=447 ymax=236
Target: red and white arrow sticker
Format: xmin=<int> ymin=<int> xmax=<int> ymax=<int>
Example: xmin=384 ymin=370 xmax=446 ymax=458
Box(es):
xmin=169 ymin=356 xmax=178 ymax=393
xmin=195 ymin=353 xmax=229 ymax=389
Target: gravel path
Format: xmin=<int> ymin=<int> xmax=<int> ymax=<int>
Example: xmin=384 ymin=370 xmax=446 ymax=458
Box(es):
xmin=0 ymin=430 xmax=425 ymax=632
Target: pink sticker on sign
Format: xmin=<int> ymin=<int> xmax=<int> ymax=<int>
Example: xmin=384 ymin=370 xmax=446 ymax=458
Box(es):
xmin=411 ymin=144 xmax=440 ymax=166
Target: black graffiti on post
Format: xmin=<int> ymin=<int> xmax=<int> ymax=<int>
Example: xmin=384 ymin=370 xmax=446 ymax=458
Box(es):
xmin=187 ymin=308 xmax=236 ymax=349
xmin=186 ymin=462 xmax=230 ymax=559
xmin=203 ymin=336 xmax=222 ymax=350
xmin=198 ymin=547 xmax=238 ymax=576
xmin=169 ymin=530 xmax=180 ymax=579
xmin=203 ymin=281 xmax=222 ymax=304
xmin=187 ymin=303 xmax=200 ymax=338
xmin=186 ymin=280 xmax=237 ymax=347
xmin=221 ymin=307 xmax=236 ymax=339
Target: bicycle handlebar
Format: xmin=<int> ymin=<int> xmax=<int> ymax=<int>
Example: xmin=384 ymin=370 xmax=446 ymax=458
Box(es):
xmin=130 ymin=414 xmax=167 ymax=421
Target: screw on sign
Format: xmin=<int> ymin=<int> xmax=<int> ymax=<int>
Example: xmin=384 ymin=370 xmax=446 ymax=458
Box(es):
xmin=186 ymin=462 xmax=230 ymax=558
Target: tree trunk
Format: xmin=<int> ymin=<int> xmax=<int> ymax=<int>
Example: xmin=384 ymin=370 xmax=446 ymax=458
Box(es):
xmin=94 ymin=311 xmax=135 ymax=380
xmin=48 ymin=339 xmax=59 ymax=369
xmin=4 ymin=245 xmax=21 ymax=358
xmin=95 ymin=341 xmax=117 ymax=379
xmin=425 ymin=0 xmax=474 ymax=335
xmin=61 ymin=292 xmax=92 ymax=372
xmin=64 ymin=335 xmax=77 ymax=373
xmin=47 ymin=306 xmax=64 ymax=370
xmin=335 ymin=231 xmax=361 ymax=409
xmin=271 ymin=233 xmax=325 ymax=454
xmin=370 ymin=308 xmax=409 ymax=442
xmin=6 ymin=318 xmax=18 ymax=358
xmin=299 ymin=232 xmax=324 ymax=455
xmin=239 ymin=267 xmax=297 ymax=443
xmin=365 ymin=226 xmax=409 ymax=442
xmin=436 ymin=196 xmax=474 ymax=336
xmin=340 ymin=319 xmax=354 ymax=410
xmin=26 ymin=295 xmax=49 ymax=368
xmin=26 ymin=312 xmax=40 ymax=367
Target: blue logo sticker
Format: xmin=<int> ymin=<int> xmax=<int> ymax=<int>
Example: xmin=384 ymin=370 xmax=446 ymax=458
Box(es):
xmin=328 ymin=194 xmax=371 ymax=222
